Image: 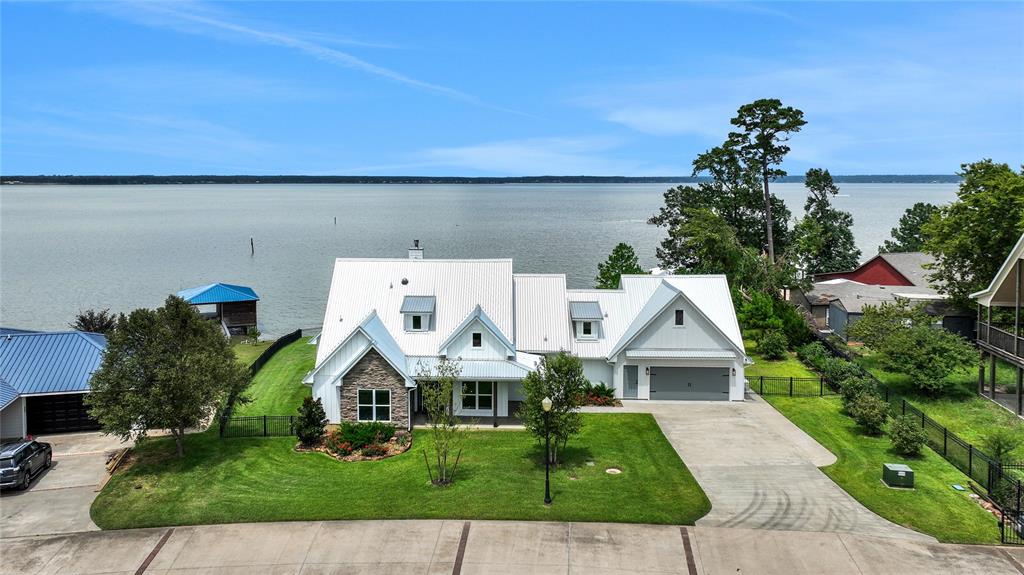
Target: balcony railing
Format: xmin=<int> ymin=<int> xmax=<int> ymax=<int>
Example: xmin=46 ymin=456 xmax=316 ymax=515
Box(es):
xmin=978 ymin=322 xmax=1024 ymax=360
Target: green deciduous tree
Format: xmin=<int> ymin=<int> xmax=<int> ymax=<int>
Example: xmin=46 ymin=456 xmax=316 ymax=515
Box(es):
xmin=517 ymin=351 xmax=587 ymax=465
xmin=880 ymin=202 xmax=939 ymax=253
xmin=922 ymin=160 xmax=1024 ymax=306
xmin=848 ymin=392 xmax=889 ymax=436
xmin=791 ymin=168 xmax=861 ymax=276
xmin=889 ymin=414 xmax=927 ymax=456
xmin=417 ymin=358 xmax=468 ymax=485
xmin=847 ymin=300 xmax=976 ymax=396
xmin=69 ymin=308 xmax=118 ymax=334
xmin=727 ymin=99 xmax=807 ymax=263
xmin=596 ymin=242 xmax=644 ymax=289
xmin=87 ymin=296 xmax=251 ymax=457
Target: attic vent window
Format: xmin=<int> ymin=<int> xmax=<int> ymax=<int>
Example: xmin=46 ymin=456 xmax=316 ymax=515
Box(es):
xmin=675 ymin=310 xmax=685 ymax=326
xmin=472 ymin=332 xmax=482 ymax=347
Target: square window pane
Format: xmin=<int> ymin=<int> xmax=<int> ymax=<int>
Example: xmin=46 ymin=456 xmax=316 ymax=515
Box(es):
xmin=375 ymin=390 xmax=390 ymax=405
xmin=358 ymin=406 xmax=374 ymax=421
xmin=358 ymin=390 xmax=373 ymax=405
xmin=376 ymin=406 xmax=390 ymax=421
xmin=479 ymin=396 xmax=492 ymax=410
xmin=462 ymin=381 xmax=476 ymax=394
xmin=478 ymin=381 xmax=492 ymax=394
xmin=462 ymin=396 xmax=476 ymax=410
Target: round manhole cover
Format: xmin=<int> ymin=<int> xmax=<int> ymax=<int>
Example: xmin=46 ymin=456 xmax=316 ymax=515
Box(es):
xmin=605 ymin=467 xmax=622 ymax=475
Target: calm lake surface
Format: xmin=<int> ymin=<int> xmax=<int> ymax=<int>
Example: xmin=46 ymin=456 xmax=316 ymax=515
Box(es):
xmin=1 ymin=183 xmax=957 ymax=336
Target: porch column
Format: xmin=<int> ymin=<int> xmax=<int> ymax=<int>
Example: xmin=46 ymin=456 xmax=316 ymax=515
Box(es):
xmin=492 ymin=383 xmax=498 ymax=428
xmin=1017 ymin=366 xmax=1023 ymax=416
xmin=990 ymin=352 xmax=997 ymax=400
xmin=1016 ymin=259 xmax=1021 ymax=357
xmin=979 ymin=351 xmax=986 ymax=395
xmin=977 ymin=303 xmax=982 ymax=342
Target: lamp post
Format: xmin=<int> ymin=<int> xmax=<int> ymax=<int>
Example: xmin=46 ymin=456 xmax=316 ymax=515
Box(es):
xmin=542 ymin=396 xmax=553 ymax=505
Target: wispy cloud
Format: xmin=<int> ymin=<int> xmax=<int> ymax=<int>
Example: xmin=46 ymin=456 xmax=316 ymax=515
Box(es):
xmin=85 ymin=1 xmax=525 ymax=115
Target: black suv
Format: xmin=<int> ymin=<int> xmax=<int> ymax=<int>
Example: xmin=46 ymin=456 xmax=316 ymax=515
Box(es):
xmin=0 ymin=440 xmax=52 ymax=490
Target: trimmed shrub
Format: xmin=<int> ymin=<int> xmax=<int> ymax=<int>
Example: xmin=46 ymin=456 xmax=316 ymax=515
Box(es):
xmin=797 ymin=342 xmax=830 ymax=367
xmin=849 ymin=393 xmax=889 ymax=436
xmin=821 ymin=357 xmax=863 ymax=385
xmin=756 ymin=330 xmax=788 ymax=360
xmin=295 ymin=397 xmax=328 ymax=447
xmin=324 ymin=433 xmax=354 ymax=456
xmin=360 ymin=443 xmax=389 ymax=457
xmin=839 ymin=376 xmax=876 ymax=412
xmin=585 ymin=381 xmax=615 ymax=400
xmin=889 ymin=414 xmax=927 ymax=456
xmin=336 ymin=421 xmax=396 ymax=449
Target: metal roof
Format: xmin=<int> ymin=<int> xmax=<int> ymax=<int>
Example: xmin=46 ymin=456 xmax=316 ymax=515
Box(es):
xmin=408 ymin=357 xmax=531 ymax=380
xmin=0 ymin=330 xmax=106 ymax=396
xmin=569 ymin=301 xmax=603 ymax=321
xmin=972 ymin=233 xmax=1024 ymax=307
xmin=513 ymin=274 xmax=570 ymax=353
xmin=311 ymin=311 xmax=414 ymax=387
xmin=806 ymin=279 xmax=939 ymax=314
xmin=176 ymin=283 xmax=260 ymax=304
xmin=0 ymin=378 xmax=19 ymax=410
xmin=317 ymin=259 xmax=514 ymax=364
xmin=400 ymin=295 xmax=436 ymax=314
xmin=877 ymin=252 xmax=936 ymax=288
xmin=624 ymin=349 xmax=738 ymax=359
xmin=439 ymin=305 xmax=516 ymax=358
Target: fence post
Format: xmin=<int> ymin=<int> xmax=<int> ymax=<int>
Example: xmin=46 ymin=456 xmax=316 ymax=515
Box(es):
xmin=885 ymin=387 xmax=890 ymax=402
xmin=969 ymin=444 xmax=974 ymax=478
xmin=820 ymin=378 xmax=823 ymax=397
xmin=789 ymin=377 xmax=794 ymax=397
xmin=290 ymin=415 xmax=295 ymax=435
xmin=922 ymin=410 xmax=926 ymax=427
xmin=263 ymin=415 xmax=268 ymax=437
xmin=902 ymin=399 xmax=906 ymax=415
xmin=760 ymin=376 xmax=764 ymax=395
xmin=943 ymin=427 xmax=948 ymax=457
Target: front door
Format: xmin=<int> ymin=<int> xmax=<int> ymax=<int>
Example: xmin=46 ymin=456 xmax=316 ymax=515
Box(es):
xmin=623 ymin=365 xmax=639 ymax=399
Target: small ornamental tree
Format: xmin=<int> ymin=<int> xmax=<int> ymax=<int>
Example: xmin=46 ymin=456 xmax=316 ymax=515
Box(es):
xmin=849 ymin=393 xmax=889 ymax=436
xmin=69 ymin=308 xmax=118 ymax=334
xmin=596 ymin=242 xmax=645 ymax=289
xmin=295 ymin=397 xmax=327 ymax=447
xmin=982 ymin=427 xmax=1023 ymax=465
xmin=889 ymin=415 xmax=927 ymax=456
xmin=246 ymin=327 xmax=261 ymax=346
xmin=417 ymin=358 xmax=467 ymax=485
xmin=756 ymin=330 xmax=787 ymax=360
xmin=518 ymin=351 xmax=588 ymax=465
xmin=87 ymin=296 xmax=251 ymax=457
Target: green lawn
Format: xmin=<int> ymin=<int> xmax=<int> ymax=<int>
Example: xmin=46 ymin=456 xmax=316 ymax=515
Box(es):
xmin=744 ymin=339 xmax=818 ymax=378
xmin=232 ymin=339 xmax=274 ymax=366
xmin=91 ymin=413 xmax=711 ymax=529
xmin=764 ymin=395 xmax=999 ymax=544
xmin=235 ymin=337 xmax=314 ymax=416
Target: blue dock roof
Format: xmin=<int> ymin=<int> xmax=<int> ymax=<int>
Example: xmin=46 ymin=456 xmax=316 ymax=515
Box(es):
xmin=176 ymin=283 xmax=260 ymax=305
xmin=0 ymin=330 xmax=107 ymax=401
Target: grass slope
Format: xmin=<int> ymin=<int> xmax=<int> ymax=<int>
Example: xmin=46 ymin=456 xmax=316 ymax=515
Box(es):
xmin=232 ymin=339 xmax=274 ymax=366
xmin=235 ymin=338 xmax=314 ymax=416
xmin=92 ymin=414 xmax=710 ymax=529
xmin=765 ymin=395 xmax=999 ymax=544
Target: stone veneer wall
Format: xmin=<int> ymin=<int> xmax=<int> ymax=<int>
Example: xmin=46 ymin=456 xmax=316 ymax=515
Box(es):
xmin=339 ymin=348 xmax=410 ymax=429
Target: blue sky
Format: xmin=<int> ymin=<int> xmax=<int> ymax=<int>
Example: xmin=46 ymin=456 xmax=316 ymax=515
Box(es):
xmin=2 ymin=1 xmax=1022 ymax=176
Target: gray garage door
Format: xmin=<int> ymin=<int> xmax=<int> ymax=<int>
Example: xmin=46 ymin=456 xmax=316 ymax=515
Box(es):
xmin=649 ymin=367 xmax=730 ymax=400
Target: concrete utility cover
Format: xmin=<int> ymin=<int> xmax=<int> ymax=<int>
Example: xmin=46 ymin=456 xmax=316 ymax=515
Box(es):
xmin=605 ymin=467 xmax=622 ymax=475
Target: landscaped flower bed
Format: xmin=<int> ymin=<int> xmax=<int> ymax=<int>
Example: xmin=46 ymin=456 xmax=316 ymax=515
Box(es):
xmin=297 ymin=421 xmax=413 ymax=461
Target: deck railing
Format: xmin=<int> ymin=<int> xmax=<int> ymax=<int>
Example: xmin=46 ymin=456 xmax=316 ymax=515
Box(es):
xmin=978 ymin=322 xmax=1024 ymax=361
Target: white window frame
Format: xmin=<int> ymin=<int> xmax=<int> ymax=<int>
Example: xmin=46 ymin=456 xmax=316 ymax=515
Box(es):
xmin=575 ymin=320 xmax=598 ymax=341
xmin=357 ymin=388 xmax=392 ymax=422
xmin=460 ymin=381 xmax=494 ymax=411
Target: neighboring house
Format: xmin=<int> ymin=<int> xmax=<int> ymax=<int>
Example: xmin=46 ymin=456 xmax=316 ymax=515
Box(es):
xmin=177 ymin=282 xmax=260 ymax=336
xmin=305 ymin=245 xmax=748 ymax=429
xmin=0 ymin=328 xmax=106 ymax=440
xmin=972 ymin=232 xmax=1024 ymax=416
xmin=794 ymin=252 xmax=974 ymax=340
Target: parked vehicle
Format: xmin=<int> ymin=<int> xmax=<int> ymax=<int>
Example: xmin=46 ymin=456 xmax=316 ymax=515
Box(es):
xmin=0 ymin=440 xmax=52 ymax=490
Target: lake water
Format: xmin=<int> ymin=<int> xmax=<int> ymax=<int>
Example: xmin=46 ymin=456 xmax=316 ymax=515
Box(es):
xmin=0 ymin=183 xmax=957 ymax=336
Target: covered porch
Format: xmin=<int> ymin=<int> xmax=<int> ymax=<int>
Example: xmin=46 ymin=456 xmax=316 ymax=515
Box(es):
xmin=411 ymin=378 xmax=525 ymax=428
xmin=974 ymin=236 xmax=1024 ymax=416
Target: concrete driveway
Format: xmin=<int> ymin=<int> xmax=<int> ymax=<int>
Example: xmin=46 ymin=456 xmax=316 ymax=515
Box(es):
xmin=0 ymin=432 xmax=126 ymax=538
xmin=4 ymin=520 xmax=1022 ymax=575
xmin=599 ymin=396 xmax=934 ymax=540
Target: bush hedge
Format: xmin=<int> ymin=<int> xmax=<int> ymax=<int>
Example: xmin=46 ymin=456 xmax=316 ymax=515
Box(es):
xmin=889 ymin=414 xmax=927 ymax=456
xmin=756 ymin=330 xmax=788 ymax=360
xmin=335 ymin=421 xmax=396 ymax=449
xmin=848 ymin=392 xmax=889 ymax=436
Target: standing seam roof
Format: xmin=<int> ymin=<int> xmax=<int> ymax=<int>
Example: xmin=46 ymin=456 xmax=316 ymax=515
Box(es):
xmin=177 ymin=283 xmax=260 ymax=304
xmin=0 ymin=331 xmax=107 ymax=396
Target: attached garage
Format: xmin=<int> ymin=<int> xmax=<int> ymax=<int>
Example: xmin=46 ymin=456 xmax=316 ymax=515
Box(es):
xmin=648 ymin=366 xmax=730 ymax=401
xmin=25 ymin=394 xmax=100 ymax=435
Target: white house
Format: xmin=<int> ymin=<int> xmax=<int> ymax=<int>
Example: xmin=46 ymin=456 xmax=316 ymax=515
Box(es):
xmin=306 ymin=244 xmax=749 ymax=429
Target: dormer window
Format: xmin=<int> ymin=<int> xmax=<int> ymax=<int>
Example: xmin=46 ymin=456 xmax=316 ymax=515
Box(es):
xmin=401 ymin=295 xmax=435 ymax=332
xmin=570 ymin=301 xmax=603 ymax=341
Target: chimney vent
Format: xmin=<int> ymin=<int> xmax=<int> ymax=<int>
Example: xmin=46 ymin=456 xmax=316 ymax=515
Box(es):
xmin=408 ymin=239 xmax=424 ymax=260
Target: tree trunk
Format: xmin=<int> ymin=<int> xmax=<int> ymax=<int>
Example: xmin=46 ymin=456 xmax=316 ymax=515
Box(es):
xmin=762 ymin=166 xmax=775 ymax=263
xmin=174 ymin=428 xmax=185 ymax=458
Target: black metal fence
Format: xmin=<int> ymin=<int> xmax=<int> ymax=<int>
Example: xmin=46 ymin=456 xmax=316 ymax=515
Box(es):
xmin=220 ymin=415 xmax=297 ymax=438
xmin=760 ymin=331 xmax=1024 ymax=544
xmin=752 ymin=376 xmax=838 ymax=397
xmin=249 ymin=329 xmax=303 ymax=375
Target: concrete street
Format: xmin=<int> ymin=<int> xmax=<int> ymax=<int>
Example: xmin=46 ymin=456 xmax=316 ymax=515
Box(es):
xmin=0 ymin=432 xmax=126 ymax=538
xmin=587 ymin=396 xmax=933 ymax=539
xmin=4 ymin=519 xmax=1024 ymax=575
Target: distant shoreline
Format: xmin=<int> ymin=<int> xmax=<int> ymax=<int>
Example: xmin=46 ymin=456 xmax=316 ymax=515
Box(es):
xmin=0 ymin=175 xmax=962 ymax=185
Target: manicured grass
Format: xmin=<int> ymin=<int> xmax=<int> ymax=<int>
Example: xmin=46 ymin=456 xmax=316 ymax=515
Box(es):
xmin=232 ymin=339 xmax=274 ymax=366
xmin=763 ymin=395 xmax=999 ymax=544
xmin=235 ymin=338 xmax=314 ymax=416
xmin=744 ymin=339 xmax=818 ymax=379
xmin=91 ymin=413 xmax=710 ymax=529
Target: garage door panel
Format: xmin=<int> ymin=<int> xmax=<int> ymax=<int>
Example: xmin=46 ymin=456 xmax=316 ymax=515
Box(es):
xmin=650 ymin=367 xmax=729 ymax=400
xmin=25 ymin=394 xmax=101 ymax=435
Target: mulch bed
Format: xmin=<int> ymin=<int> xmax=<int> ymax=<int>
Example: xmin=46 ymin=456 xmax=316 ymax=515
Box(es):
xmin=296 ymin=431 xmax=413 ymax=462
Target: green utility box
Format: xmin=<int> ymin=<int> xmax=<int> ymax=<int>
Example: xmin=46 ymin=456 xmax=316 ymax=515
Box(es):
xmin=883 ymin=463 xmax=914 ymax=488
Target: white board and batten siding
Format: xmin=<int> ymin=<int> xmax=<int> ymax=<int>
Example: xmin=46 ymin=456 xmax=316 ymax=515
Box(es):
xmin=444 ymin=318 xmax=509 ymax=360
xmin=0 ymin=398 xmax=26 ymax=439
xmin=311 ymin=330 xmax=372 ymax=422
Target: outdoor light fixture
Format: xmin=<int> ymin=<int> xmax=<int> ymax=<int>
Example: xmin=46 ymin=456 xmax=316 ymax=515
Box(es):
xmin=731 ymin=368 xmax=736 ymax=376
xmin=645 ymin=367 xmax=650 ymax=375
xmin=542 ymin=396 xmax=553 ymax=505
